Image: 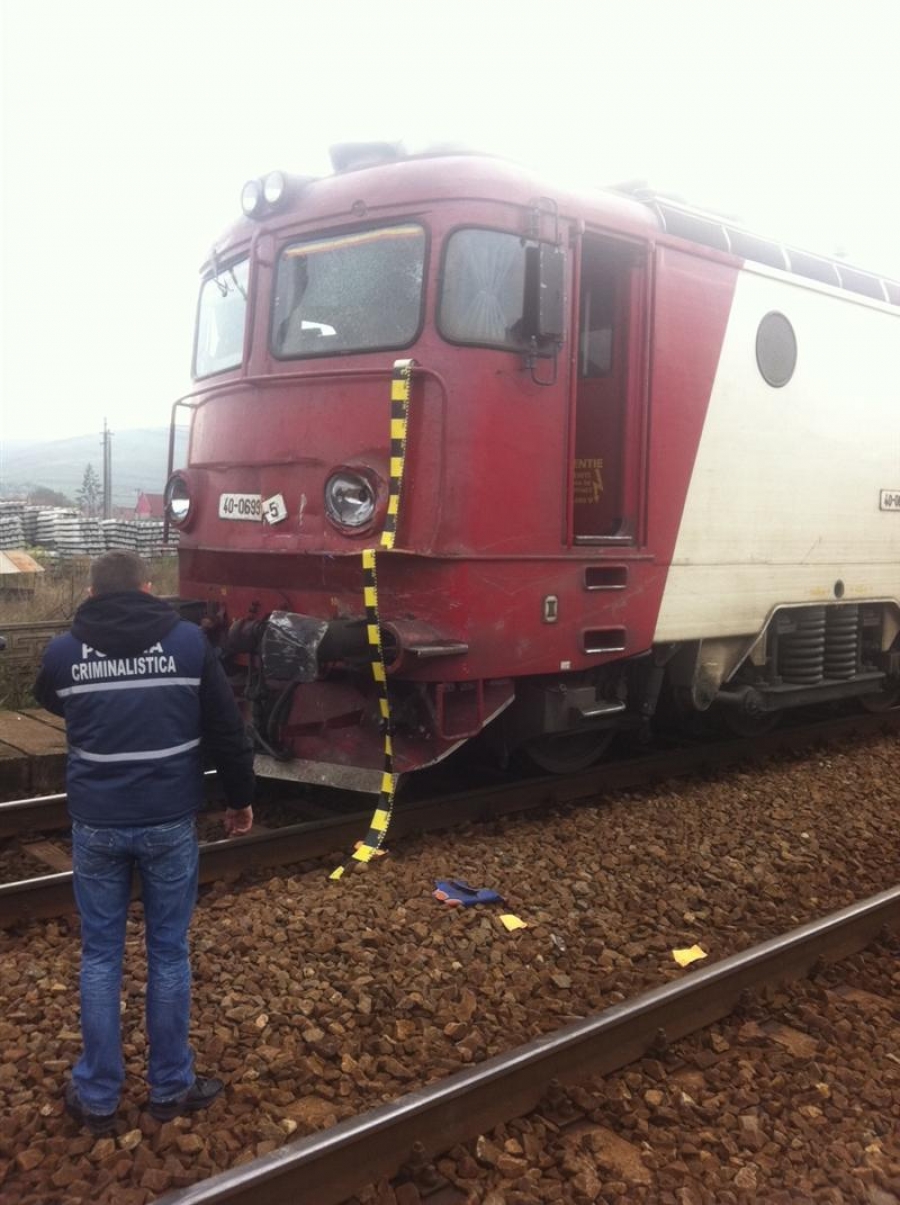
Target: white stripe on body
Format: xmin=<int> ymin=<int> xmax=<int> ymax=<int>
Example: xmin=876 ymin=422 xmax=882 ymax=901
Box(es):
xmin=654 ymin=265 xmax=900 ymax=644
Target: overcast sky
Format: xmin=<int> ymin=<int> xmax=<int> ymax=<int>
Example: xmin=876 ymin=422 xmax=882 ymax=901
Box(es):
xmin=2 ymin=0 xmax=899 ymax=445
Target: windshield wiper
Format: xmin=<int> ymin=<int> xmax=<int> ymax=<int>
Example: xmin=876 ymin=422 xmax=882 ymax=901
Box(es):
xmin=228 ymin=265 xmax=247 ymax=301
xmin=207 ymin=248 xmax=246 ymax=300
xmin=209 ymin=247 xmax=228 ymax=297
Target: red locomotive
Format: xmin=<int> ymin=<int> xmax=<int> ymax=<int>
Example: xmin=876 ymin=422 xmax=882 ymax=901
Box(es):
xmin=166 ymin=143 xmax=900 ymax=791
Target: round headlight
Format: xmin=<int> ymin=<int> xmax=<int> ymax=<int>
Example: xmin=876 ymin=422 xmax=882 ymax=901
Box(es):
xmin=240 ymin=178 xmax=263 ymax=217
xmin=164 ymin=473 xmax=192 ymax=526
xmin=324 ymin=471 xmax=376 ymax=530
xmin=263 ymin=170 xmax=286 ymax=206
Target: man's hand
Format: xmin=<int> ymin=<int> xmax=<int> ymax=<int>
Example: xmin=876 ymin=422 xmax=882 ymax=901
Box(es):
xmin=224 ymin=806 xmax=253 ymax=836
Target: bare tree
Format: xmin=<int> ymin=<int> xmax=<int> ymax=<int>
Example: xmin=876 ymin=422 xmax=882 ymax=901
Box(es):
xmin=77 ymin=463 xmax=102 ymax=517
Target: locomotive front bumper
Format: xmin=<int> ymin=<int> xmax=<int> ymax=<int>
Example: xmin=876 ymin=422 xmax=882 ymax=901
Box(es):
xmin=242 ymin=610 xmax=470 ymax=680
xmin=227 ymin=610 xmax=504 ymax=792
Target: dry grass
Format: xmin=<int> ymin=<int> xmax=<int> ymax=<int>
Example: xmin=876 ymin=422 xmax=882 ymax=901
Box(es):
xmin=0 ymin=556 xmax=181 ymax=709
xmin=0 ymin=556 xmax=179 ymax=624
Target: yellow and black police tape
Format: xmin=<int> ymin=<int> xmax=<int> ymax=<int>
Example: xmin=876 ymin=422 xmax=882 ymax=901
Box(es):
xmin=330 ymin=358 xmax=414 ymax=880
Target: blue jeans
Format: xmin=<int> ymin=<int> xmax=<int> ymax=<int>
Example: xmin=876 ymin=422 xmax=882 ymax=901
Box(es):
xmin=71 ymin=817 xmax=199 ymax=1113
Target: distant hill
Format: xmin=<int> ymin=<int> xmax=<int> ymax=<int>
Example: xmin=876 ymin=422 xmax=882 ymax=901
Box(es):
xmin=0 ymin=427 xmax=188 ymax=508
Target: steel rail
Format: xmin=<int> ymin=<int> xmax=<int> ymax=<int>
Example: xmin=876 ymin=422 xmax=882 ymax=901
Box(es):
xmin=154 ymin=884 xmax=900 ymax=1205
xmin=2 ymin=705 xmax=899 ymax=837
xmin=0 ymin=770 xmax=219 ymax=834
xmin=2 ymin=707 xmax=899 ymax=927
xmin=0 ymin=811 xmax=372 ymax=928
xmin=0 ymin=791 xmax=67 ymax=837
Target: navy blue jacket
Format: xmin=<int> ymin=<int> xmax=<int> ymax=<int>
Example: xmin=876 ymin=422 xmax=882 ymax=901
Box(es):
xmin=34 ymin=591 xmax=255 ymax=826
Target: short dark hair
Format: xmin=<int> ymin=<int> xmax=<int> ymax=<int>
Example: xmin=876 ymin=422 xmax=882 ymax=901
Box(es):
xmin=89 ymin=551 xmax=150 ymax=595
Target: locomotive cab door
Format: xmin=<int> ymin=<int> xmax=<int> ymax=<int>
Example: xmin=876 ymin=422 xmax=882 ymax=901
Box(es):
xmin=571 ymin=234 xmax=645 ymax=543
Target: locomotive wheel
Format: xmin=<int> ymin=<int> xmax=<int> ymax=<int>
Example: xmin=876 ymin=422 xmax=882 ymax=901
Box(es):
xmin=523 ymin=729 xmax=615 ymax=774
xmin=859 ymin=685 xmax=900 ymax=713
xmin=715 ymin=706 xmax=782 ymax=737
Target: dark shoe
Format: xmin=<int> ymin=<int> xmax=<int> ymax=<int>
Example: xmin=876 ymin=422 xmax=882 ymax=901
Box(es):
xmin=148 ymin=1075 xmax=224 ymax=1121
xmin=64 ymin=1081 xmax=117 ymax=1136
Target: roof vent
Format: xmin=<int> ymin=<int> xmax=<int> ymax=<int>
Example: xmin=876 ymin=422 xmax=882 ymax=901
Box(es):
xmin=329 ymin=141 xmax=406 ymax=173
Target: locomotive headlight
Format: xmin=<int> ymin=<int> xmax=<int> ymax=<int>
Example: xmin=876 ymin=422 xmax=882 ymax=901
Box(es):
xmin=164 ymin=473 xmax=192 ymax=526
xmin=324 ymin=471 xmax=376 ymax=530
xmin=240 ymin=178 xmax=263 ymax=217
xmin=263 ymin=170 xmax=286 ymax=206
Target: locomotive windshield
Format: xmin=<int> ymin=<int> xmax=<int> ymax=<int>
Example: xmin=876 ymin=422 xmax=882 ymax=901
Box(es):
xmin=271 ymin=224 xmax=425 ymax=358
xmin=194 ymin=257 xmax=249 ymax=379
xmin=439 ymin=228 xmax=531 ymax=350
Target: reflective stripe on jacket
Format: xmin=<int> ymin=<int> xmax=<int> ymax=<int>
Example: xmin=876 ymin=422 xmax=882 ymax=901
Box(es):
xmin=35 ymin=616 xmax=251 ymax=825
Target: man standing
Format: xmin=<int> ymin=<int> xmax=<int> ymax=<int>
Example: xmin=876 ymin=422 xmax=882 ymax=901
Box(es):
xmin=35 ymin=550 xmax=255 ymax=1135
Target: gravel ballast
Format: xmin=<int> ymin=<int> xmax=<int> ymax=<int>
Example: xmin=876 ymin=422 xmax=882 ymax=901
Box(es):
xmin=378 ymin=941 xmax=899 ymax=1204
xmin=0 ymin=731 xmax=898 ymax=1203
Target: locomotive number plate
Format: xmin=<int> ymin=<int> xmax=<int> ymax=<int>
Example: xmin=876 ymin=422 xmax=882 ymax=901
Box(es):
xmin=880 ymin=490 xmax=900 ymax=511
xmin=263 ymin=493 xmax=288 ymax=525
xmin=218 ymin=493 xmax=262 ymax=521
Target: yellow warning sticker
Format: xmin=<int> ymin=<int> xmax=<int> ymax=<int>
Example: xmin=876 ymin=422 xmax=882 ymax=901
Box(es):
xmin=574 ymin=457 xmax=604 ymax=505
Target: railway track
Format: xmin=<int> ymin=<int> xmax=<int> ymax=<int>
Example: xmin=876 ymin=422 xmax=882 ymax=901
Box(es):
xmin=152 ymin=883 xmax=900 ymax=1205
xmin=2 ymin=707 xmax=899 ymax=928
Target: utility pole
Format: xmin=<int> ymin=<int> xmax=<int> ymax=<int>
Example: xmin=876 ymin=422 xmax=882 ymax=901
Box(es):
xmin=101 ymin=418 xmax=113 ymax=520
